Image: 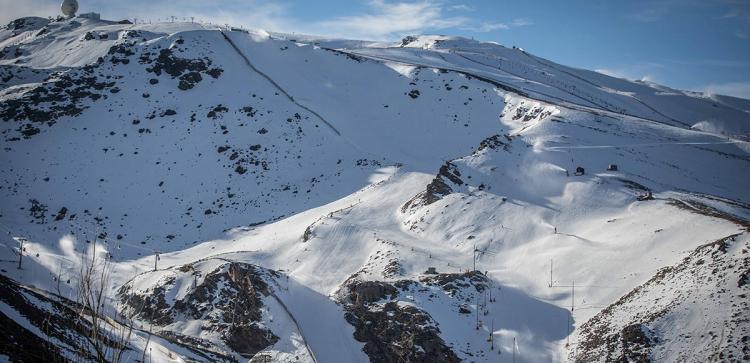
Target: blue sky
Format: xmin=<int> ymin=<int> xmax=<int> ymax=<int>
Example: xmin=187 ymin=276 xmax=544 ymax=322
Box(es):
xmin=3 ymin=0 xmax=750 ymax=98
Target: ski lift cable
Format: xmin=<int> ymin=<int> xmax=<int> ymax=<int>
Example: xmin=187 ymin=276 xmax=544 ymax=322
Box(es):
xmin=65 ymin=218 xmax=152 ymax=253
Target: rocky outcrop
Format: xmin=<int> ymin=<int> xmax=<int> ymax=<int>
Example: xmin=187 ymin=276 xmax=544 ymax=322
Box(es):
xmin=575 ymin=233 xmax=750 ymax=362
xmin=420 ymin=270 xmax=488 ymax=296
xmin=118 ymin=261 xmax=279 ymax=359
xmin=0 ymin=273 xmax=135 ymax=362
xmin=340 ymin=278 xmax=464 ymax=363
xmin=347 ymin=280 xmax=398 ymax=304
xmin=401 ymin=161 xmax=463 ymax=212
xmin=401 ymin=134 xmax=514 ymax=214
xmin=141 ymin=46 xmax=223 ymax=91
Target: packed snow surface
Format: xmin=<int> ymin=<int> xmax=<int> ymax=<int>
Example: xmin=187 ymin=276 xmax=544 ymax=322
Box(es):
xmin=1 ymin=17 xmax=748 ymax=362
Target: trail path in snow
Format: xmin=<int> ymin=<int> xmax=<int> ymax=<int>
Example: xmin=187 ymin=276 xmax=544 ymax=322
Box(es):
xmin=517 ymin=51 xmax=687 ymax=126
xmin=268 ymin=292 xmax=318 ymax=363
xmin=543 ymin=140 xmax=745 ymax=150
xmin=219 ymin=31 xmax=341 ymax=136
xmin=339 ymin=48 xmax=703 ymax=131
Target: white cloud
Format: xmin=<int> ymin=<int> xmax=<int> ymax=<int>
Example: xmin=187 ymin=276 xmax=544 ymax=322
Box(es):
xmin=91 ymin=0 xmax=294 ymax=31
xmin=629 ymin=7 xmax=666 ymax=22
xmin=510 ymin=18 xmax=533 ymax=27
xmin=472 ymin=22 xmax=509 ymax=31
xmin=0 ymin=0 xmax=296 ymax=31
xmin=314 ymin=0 xmax=468 ymax=40
xmin=0 ymin=0 xmax=60 ymax=25
xmin=448 ymin=4 xmax=475 ymax=12
xmin=0 ymin=1 xmax=530 ymax=40
xmin=464 ymin=18 xmax=533 ymax=33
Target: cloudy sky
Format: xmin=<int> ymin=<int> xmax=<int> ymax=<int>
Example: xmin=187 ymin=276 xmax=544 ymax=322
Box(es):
xmin=2 ymin=0 xmax=749 ymax=99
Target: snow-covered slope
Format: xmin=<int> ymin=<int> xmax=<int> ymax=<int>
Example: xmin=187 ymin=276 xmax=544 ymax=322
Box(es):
xmin=1 ymin=16 xmax=748 ymax=362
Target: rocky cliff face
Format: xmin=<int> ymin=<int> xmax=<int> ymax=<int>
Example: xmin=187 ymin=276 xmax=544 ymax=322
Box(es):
xmin=339 ymin=271 xmax=493 ymax=363
xmin=118 ymin=260 xmax=280 ymax=360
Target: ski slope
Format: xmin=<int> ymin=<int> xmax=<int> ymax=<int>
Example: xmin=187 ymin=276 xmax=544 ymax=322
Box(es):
xmin=1 ymin=16 xmax=749 ymax=362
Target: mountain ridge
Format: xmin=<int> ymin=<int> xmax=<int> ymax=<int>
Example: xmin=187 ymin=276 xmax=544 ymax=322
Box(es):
xmin=1 ymin=15 xmax=748 ymax=362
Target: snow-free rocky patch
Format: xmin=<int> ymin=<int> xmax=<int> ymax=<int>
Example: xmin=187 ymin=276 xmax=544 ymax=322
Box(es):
xmin=119 ymin=260 xmax=279 ymax=360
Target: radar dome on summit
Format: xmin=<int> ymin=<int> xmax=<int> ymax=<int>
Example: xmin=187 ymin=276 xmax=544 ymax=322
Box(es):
xmin=61 ymin=0 xmax=79 ymax=18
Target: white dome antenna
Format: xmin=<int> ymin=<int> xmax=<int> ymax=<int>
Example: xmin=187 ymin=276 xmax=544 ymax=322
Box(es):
xmin=61 ymin=0 xmax=79 ymax=18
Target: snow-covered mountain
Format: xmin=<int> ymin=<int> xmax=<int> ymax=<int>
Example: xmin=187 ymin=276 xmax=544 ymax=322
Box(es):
xmin=1 ymin=15 xmax=748 ymax=363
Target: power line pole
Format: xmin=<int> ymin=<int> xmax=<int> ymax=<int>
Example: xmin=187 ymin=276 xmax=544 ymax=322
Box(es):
xmin=571 ymin=280 xmax=575 ymax=312
xmin=490 ymin=318 xmax=494 ymax=350
xmin=483 ymin=289 xmax=487 ymax=311
xmin=475 ymin=294 xmax=480 ymax=330
xmin=513 ymin=337 xmax=516 ymax=363
xmin=14 ymin=237 xmax=26 ymax=270
xmin=153 ymin=251 xmax=160 ymax=271
xmin=549 ymin=258 xmax=553 ymax=287
xmin=473 ymin=244 xmax=479 ymax=272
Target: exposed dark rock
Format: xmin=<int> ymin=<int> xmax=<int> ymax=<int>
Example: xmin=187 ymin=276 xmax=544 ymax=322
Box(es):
xmin=400 ymin=36 xmax=419 ymax=47
xmin=206 ymin=68 xmax=223 ymax=79
xmin=476 ymin=134 xmax=512 ymax=153
xmin=207 ymin=104 xmax=228 ymax=118
xmin=119 ymin=262 xmax=279 ymax=359
xmin=347 ymin=281 xmax=398 ymax=304
xmin=118 ymin=278 xmax=175 ymax=325
xmin=402 ymin=161 xmax=463 ymax=211
xmin=28 ymin=198 xmax=48 ymax=223
xmin=0 ymin=273 xmax=126 ymax=362
xmin=420 ymin=271 xmax=488 ymax=295
xmin=17 ymin=123 xmax=40 ymax=138
xmin=178 ymin=72 xmax=202 ymax=90
xmin=242 ymin=106 xmax=257 ymax=117
xmin=302 ymin=224 xmax=314 ymax=242
xmin=142 ymin=47 xmax=222 ymax=90
xmin=341 ymin=278 xmax=460 ymax=363
xmin=0 ymin=71 xmax=117 ymax=136
xmin=54 ymin=206 xmax=68 ymax=221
